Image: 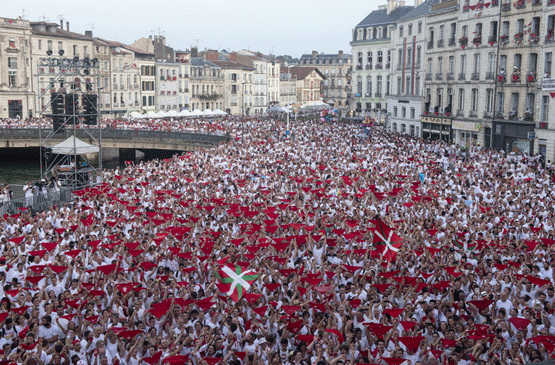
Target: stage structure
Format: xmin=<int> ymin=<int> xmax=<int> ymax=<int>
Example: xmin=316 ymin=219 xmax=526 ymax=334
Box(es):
xmin=37 ymin=49 xmax=102 ymax=190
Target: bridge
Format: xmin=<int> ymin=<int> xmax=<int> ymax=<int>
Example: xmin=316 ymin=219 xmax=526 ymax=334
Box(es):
xmin=0 ymin=128 xmax=230 ymax=151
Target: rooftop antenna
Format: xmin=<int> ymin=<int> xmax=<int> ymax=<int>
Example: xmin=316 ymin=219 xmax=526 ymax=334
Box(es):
xmin=21 ymin=9 xmax=27 ymax=19
xmin=195 ymin=39 xmax=199 ymax=48
xmin=87 ymin=23 xmax=94 ymax=33
xmin=57 ymin=14 xmax=64 ymax=22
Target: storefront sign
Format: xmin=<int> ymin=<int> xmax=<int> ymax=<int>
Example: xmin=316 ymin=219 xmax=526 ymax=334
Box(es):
xmin=421 ymin=116 xmax=451 ymax=124
xmin=452 ymin=121 xmax=480 ymax=131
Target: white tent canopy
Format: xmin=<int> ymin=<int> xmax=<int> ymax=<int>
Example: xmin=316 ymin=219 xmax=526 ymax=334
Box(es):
xmin=165 ymin=110 xmax=178 ymax=117
xmin=51 ymin=136 xmax=99 ymax=155
xmin=213 ymin=109 xmax=227 ymax=115
xmin=156 ymin=111 xmax=167 ymax=117
xmin=130 ymin=112 xmax=144 ymax=119
xmin=178 ymin=109 xmax=191 ymax=117
xmin=145 ymin=111 xmax=158 ymax=118
xmin=191 ymin=109 xmax=203 ymax=116
xmin=202 ymin=109 xmax=214 ymax=116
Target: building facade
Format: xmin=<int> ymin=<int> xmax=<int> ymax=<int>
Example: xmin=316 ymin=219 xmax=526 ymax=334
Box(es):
xmin=279 ymin=67 xmax=298 ymax=107
xmin=211 ymin=60 xmax=255 ymax=115
xmin=0 ymin=17 xmax=33 ymax=119
xmin=299 ymin=51 xmax=352 ymax=108
xmin=350 ymin=1 xmax=414 ymax=120
xmin=189 ymin=58 xmax=224 ymax=111
xmin=156 ymin=61 xmax=180 ymax=111
xmin=288 ymin=67 xmax=325 ymax=107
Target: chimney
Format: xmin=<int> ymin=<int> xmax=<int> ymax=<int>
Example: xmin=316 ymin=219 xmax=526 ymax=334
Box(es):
xmin=66 ymin=21 xmax=69 ymax=32
xmin=230 ymin=52 xmax=237 ymax=63
xmin=312 ymin=50 xmax=318 ymax=58
xmin=60 ymin=19 xmax=63 ymax=29
xmin=415 ymin=0 xmax=423 ymax=5
xmin=338 ymin=50 xmax=343 ymax=57
xmin=386 ymin=0 xmax=397 ymax=14
xmin=85 ymin=30 xmax=93 ymax=38
xmin=191 ymin=46 xmax=198 ymax=58
xmin=399 ymin=0 xmax=406 ymax=5
xmin=379 ymin=4 xmax=387 ymax=10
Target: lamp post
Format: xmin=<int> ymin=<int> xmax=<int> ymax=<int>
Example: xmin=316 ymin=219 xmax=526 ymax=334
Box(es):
xmin=241 ymin=82 xmax=245 ymax=142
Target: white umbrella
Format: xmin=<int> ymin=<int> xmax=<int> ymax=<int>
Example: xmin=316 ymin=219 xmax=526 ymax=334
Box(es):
xmin=191 ymin=109 xmax=203 ymax=116
xmin=156 ymin=111 xmax=167 ymax=117
xmin=145 ymin=111 xmax=158 ymax=118
xmin=203 ymin=109 xmax=214 ymax=116
xmin=178 ymin=109 xmax=191 ymax=117
xmin=165 ymin=110 xmax=178 ymax=117
xmin=213 ymin=109 xmax=227 ymax=115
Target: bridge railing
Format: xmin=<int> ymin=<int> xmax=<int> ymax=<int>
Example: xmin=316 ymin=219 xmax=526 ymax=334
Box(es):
xmin=0 ymin=185 xmax=75 ymax=216
xmin=0 ymin=128 xmax=230 ymax=145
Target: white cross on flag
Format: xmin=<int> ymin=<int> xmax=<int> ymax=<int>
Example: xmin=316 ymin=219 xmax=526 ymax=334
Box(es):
xmin=214 ymin=264 xmax=259 ymax=302
xmin=371 ymin=219 xmax=403 ymax=263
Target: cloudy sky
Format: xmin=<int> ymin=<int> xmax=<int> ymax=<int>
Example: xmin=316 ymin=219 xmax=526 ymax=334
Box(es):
xmin=5 ymin=0 xmax=390 ymax=57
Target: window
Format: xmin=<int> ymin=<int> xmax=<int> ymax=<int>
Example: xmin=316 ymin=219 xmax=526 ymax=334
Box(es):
xmin=458 ymin=89 xmax=465 ymax=111
xmin=408 ymin=24 xmax=413 ymax=35
xmin=439 ymin=25 xmax=445 ymax=40
xmin=398 ymin=49 xmax=403 ymax=67
xmin=491 ymin=21 xmax=498 ymax=39
xmin=486 ymin=89 xmax=494 ymax=112
xmin=463 ymin=25 xmax=468 ymax=38
xmin=366 ymin=76 xmax=372 ymax=95
xmin=47 ymin=40 xmax=52 ymax=51
xmin=526 ymin=93 xmax=535 ymax=110
xmin=400 ymin=26 xmax=404 ymax=37
xmin=461 ymin=55 xmax=467 ymax=74
xmin=475 ymin=23 xmax=483 ymax=37
xmin=529 ymin=53 xmax=538 ymax=73
xmin=415 ymin=76 xmax=420 ymax=95
xmin=488 ymin=53 xmax=496 ymax=73
xmin=84 ymin=46 xmax=88 ymax=55
xmin=517 ymin=19 xmax=524 ymax=33
xmin=500 ymin=55 xmax=507 ymax=70
xmin=57 ymin=41 xmax=62 ymax=51
xmin=437 ymin=88 xmax=443 ymax=108
xmin=497 ymin=92 xmax=505 ymax=112
xmin=357 ymin=76 xmax=362 ymax=94
xmin=429 ymin=27 xmax=435 ymax=43
xmin=449 ymin=56 xmax=455 ymax=73
xmin=501 ymin=21 xmax=510 ymax=35
xmin=393 ymin=106 xmax=398 ymax=117
xmin=451 ymin=23 xmax=457 ymax=39
xmin=411 ymin=108 xmax=415 ymax=119
xmin=514 ymin=54 xmax=522 ymax=69
xmin=542 ymin=96 xmax=549 ymax=122
xmin=367 ymin=51 xmax=373 ymax=65
xmin=8 ymin=57 xmax=17 ymax=69
xmin=473 ymin=53 xmax=480 ymax=73
xmin=402 ymin=107 xmax=406 ymax=118
xmin=416 ymin=46 xmax=421 ymax=65
xmin=38 ymin=40 xmax=42 ymax=50
xmin=377 ymin=51 xmax=383 ymax=64
xmin=438 ymin=57 xmax=443 ymax=73
xmin=397 ymin=77 xmax=402 ymax=94
xmin=407 ymin=48 xmax=412 ymax=66
xmin=428 ymin=58 xmax=433 ymax=74
xmin=418 ymin=22 xmax=422 ymax=33
xmin=511 ymin=92 xmax=519 ymax=111
xmin=471 ymin=89 xmax=478 ymax=111
xmin=376 ymin=76 xmax=383 ymax=94
xmin=406 ymin=76 xmax=411 ymax=94
xmin=546 ymin=52 xmax=553 ymax=76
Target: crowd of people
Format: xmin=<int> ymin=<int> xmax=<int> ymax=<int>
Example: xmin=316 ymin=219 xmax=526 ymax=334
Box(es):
xmin=0 ymin=117 xmax=227 ymax=136
xmin=0 ymin=116 xmax=554 ymax=365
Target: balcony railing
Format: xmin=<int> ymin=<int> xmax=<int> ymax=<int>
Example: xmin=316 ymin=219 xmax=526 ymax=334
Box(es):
xmin=523 ymin=112 xmax=534 ymax=121
xmin=425 ymin=74 xmax=432 ymax=80
xmin=437 ymin=39 xmax=445 ymax=48
xmin=375 ymin=92 xmax=383 ymax=98
xmin=447 ymin=72 xmax=455 ymax=80
xmin=500 ymin=35 xmax=510 ymax=45
xmin=501 ymin=2 xmax=511 ymax=10
xmin=471 ymin=73 xmax=480 ymax=80
xmin=486 ymin=72 xmax=495 ymax=80
xmin=530 ymin=34 xmax=540 ymax=44
xmin=546 ymin=32 xmax=554 ymax=43
xmin=511 ymin=73 xmax=521 ymax=83
xmin=509 ymin=111 xmax=519 ymax=120
xmin=527 ymin=73 xmax=537 ymax=83
xmin=539 ymin=122 xmax=549 ymax=129
xmin=448 ymin=37 xmax=456 ymax=46
xmin=469 ymin=111 xmax=478 ymax=118
xmin=458 ymin=73 xmax=466 ymax=80
xmin=515 ymin=0 xmax=526 ymax=8
xmin=366 ymin=64 xmax=373 ymax=70
xmin=436 ymin=73 xmax=443 ymax=80
xmin=427 ymin=41 xmax=434 ymax=49
xmin=488 ymin=36 xmax=497 ymax=45
xmin=532 ymin=0 xmax=541 ymax=5
xmin=472 ymin=37 xmax=482 ymax=46
xmin=483 ymin=111 xmax=493 ymax=118
xmin=365 ymin=92 xmax=371 ymax=97
xmin=456 ymin=110 xmax=464 ymax=117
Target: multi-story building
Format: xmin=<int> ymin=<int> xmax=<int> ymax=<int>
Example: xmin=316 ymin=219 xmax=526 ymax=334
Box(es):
xmin=233 ymin=52 xmax=268 ymax=114
xmin=266 ymin=59 xmax=280 ymax=106
xmin=175 ymin=50 xmax=191 ymax=111
xmin=298 ymin=51 xmax=353 ymax=108
xmin=189 ymin=58 xmax=224 ymax=111
xmin=211 ymin=60 xmax=255 ymax=115
xmin=288 ymin=67 xmax=326 ymax=107
xmin=31 ymin=20 xmax=95 ymax=117
xmin=136 ymin=52 xmax=156 ymax=112
xmin=350 ymin=1 xmax=414 ymax=120
xmin=156 ymin=61 xmax=179 ymax=111
xmin=0 ymin=17 xmax=33 ymax=119
xmin=536 ymin=5 xmax=555 ymax=162
xmin=279 ymin=67 xmax=298 ymax=107
xmin=388 ymin=0 xmax=431 ymax=136
xmin=91 ymin=36 xmax=112 ymax=115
